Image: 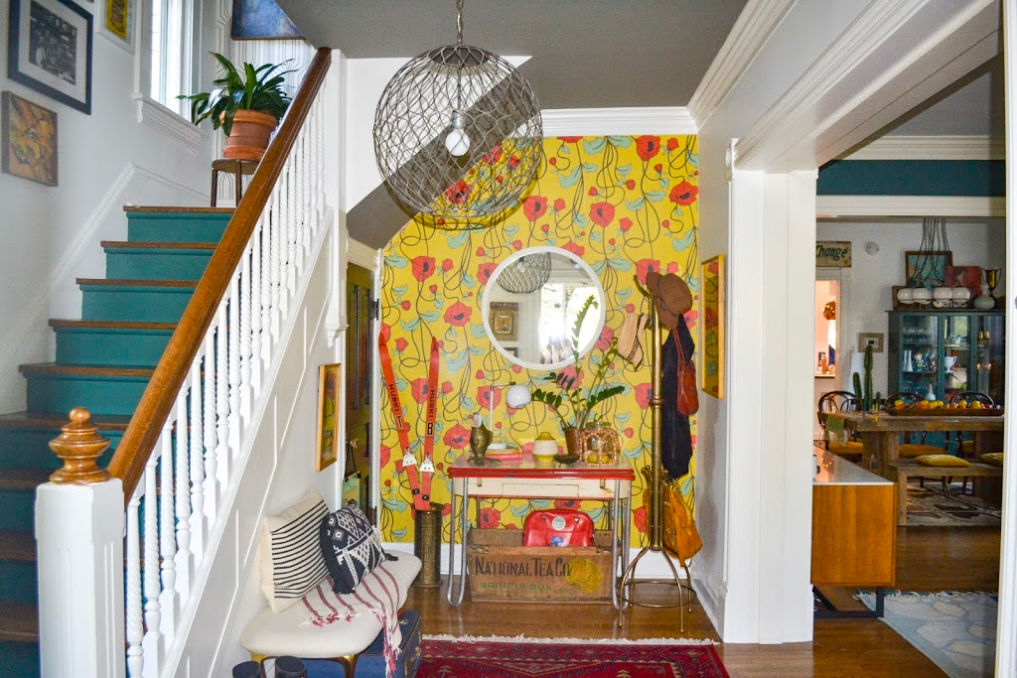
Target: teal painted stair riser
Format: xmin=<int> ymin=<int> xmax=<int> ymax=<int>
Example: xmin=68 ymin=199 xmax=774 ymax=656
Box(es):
xmin=126 ymin=211 xmax=232 ymax=243
xmin=0 ymin=492 xmax=34 ymax=533
xmin=105 ymin=248 xmax=213 ymax=281
xmin=80 ymin=284 xmax=194 ymax=323
xmin=25 ymin=373 xmax=149 ymax=416
xmin=54 ymin=327 xmax=173 ymax=368
xmin=0 ymin=559 xmax=36 ymax=603
xmin=0 ymin=430 xmax=118 ymax=470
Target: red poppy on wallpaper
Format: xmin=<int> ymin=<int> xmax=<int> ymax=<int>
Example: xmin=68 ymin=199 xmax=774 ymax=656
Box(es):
xmin=443 ymin=423 xmax=470 ymax=449
xmin=445 ymin=180 xmax=472 ymax=204
xmin=441 ymin=258 xmax=454 ymax=272
xmin=394 ymin=337 xmax=408 ymax=352
xmin=380 ymin=443 xmax=391 ymax=468
xmin=595 ymin=326 xmax=614 ymax=351
xmin=589 ymin=201 xmax=615 ymax=227
xmin=410 ymin=377 xmax=430 ymax=404
xmin=476 ymin=262 xmax=497 ymax=285
xmin=619 ymin=217 xmax=633 ymax=232
xmin=636 ymin=135 xmax=660 ymax=161
xmin=477 ymin=384 xmax=501 ymax=411
xmin=636 ymin=258 xmax=662 ymax=284
xmin=479 ymin=507 xmax=502 ymax=528
xmin=558 ymin=136 xmax=582 ymax=143
xmin=667 ymin=137 xmax=679 ymax=151
xmin=553 ymin=197 xmax=566 ymax=211
xmin=669 ymin=180 xmax=698 ymax=205
xmin=443 ymin=301 xmax=472 ymax=326
xmin=635 ymin=382 xmax=652 ymax=409
xmin=522 ymin=195 xmax=547 ymax=221
xmin=411 ymin=255 xmax=435 ymax=281
xmin=562 ymin=241 xmax=585 ymax=257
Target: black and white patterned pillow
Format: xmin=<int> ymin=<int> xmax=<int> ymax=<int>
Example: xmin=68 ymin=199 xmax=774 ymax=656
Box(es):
xmin=318 ymin=502 xmax=394 ymax=594
xmin=260 ymin=490 xmax=330 ymax=612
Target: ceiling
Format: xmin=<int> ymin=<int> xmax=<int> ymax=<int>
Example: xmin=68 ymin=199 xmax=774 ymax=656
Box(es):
xmin=276 ymin=0 xmax=748 ymax=110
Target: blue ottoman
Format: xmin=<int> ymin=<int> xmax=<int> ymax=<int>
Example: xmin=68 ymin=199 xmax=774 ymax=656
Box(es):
xmin=303 ymin=610 xmax=422 ymax=678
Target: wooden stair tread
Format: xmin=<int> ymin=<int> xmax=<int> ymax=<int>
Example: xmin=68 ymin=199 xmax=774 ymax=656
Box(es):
xmin=76 ymin=278 xmax=198 ymax=288
xmin=123 ymin=205 xmax=233 ymax=214
xmin=0 ymin=412 xmax=131 ymax=430
xmin=0 ymin=531 xmax=35 ymax=562
xmin=0 ymin=468 xmax=51 ymax=491
xmin=100 ymin=240 xmax=217 ymax=251
xmin=19 ymin=363 xmax=154 ymax=378
xmin=49 ymin=319 xmax=177 ymax=331
xmin=0 ymin=603 xmax=38 ymax=642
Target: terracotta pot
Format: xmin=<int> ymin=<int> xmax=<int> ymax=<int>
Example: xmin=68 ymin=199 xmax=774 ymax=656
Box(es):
xmin=563 ymin=427 xmax=581 ymax=457
xmin=223 ymin=109 xmax=277 ymax=160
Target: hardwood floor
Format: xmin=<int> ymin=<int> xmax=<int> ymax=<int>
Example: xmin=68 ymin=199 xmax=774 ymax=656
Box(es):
xmin=405 ymin=526 xmax=1000 ymax=676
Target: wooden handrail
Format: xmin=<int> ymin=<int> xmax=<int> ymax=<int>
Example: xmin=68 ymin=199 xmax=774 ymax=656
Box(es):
xmin=108 ymin=47 xmax=332 ymax=504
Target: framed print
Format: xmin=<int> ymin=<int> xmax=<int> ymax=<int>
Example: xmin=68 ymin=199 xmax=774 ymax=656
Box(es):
xmin=946 ymin=265 xmax=982 ymax=298
xmin=701 ymin=254 xmax=725 ymax=399
xmin=102 ymin=0 xmax=134 ymax=52
xmin=8 ymin=0 xmax=93 ymax=114
xmin=2 ymin=91 xmax=58 ymax=186
xmin=231 ymin=0 xmax=303 ymax=39
xmin=315 ymin=363 xmax=341 ymax=471
xmin=489 ymin=301 xmax=518 ymax=341
xmin=815 ymin=241 xmax=851 ymax=267
xmin=857 ymin=332 xmax=884 ymax=353
xmin=905 ymin=250 xmax=952 ymax=288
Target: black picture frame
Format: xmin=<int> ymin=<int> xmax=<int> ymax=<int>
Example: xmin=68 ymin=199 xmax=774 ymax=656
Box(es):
xmin=8 ymin=0 xmax=93 ymax=115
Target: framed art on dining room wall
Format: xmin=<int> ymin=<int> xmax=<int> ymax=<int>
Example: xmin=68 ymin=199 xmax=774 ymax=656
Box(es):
xmin=7 ymin=0 xmax=93 ymax=114
xmin=315 ymin=363 xmax=341 ymax=471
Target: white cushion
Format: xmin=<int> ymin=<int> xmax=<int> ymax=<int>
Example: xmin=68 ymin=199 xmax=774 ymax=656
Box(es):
xmin=260 ymin=490 xmax=330 ymax=613
xmin=241 ymin=551 xmax=422 ymax=658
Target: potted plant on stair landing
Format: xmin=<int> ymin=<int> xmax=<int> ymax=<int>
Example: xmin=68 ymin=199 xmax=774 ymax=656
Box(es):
xmin=178 ymin=52 xmax=294 ymax=160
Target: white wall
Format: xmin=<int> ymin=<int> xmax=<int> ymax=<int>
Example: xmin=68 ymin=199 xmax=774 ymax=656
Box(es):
xmin=818 ymin=218 xmax=1004 ymax=399
xmin=0 ymin=0 xmax=225 ymax=413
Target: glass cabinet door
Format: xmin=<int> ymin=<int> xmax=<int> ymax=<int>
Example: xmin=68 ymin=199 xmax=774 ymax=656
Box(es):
xmin=977 ymin=314 xmax=1005 ymax=403
xmin=899 ymin=314 xmax=939 ymax=398
xmin=941 ymin=314 xmax=970 ymax=402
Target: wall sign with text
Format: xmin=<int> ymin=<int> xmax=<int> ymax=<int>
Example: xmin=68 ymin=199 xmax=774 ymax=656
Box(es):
xmin=816 ymin=241 xmax=851 ymax=267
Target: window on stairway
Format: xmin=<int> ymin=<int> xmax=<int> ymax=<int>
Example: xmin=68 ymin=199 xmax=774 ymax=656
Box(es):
xmin=146 ymin=0 xmax=194 ymax=116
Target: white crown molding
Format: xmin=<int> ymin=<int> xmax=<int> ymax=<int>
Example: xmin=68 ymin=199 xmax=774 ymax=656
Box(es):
xmin=843 ymin=135 xmax=1004 ymax=160
xmin=347 ymin=238 xmax=380 ymax=270
xmin=541 ymin=107 xmax=696 ymax=136
xmin=687 ymin=0 xmax=796 ymax=129
xmin=816 ymin=195 xmax=1005 ymax=219
xmin=134 ymin=93 xmax=205 ymax=151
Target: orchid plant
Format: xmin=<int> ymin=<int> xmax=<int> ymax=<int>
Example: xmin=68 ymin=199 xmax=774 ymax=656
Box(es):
xmin=532 ymin=296 xmax=624 ymax=432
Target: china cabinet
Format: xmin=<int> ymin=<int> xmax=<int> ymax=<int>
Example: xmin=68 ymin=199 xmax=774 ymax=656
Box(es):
xmin=887 ymin=309 xmax=1004 ymax=404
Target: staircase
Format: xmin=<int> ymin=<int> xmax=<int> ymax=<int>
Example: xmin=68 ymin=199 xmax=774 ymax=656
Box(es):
xmin=0 ymin=206 xmax=233 ymax=675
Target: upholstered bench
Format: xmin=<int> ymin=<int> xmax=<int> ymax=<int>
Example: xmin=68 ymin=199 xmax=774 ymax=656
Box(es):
xmin=239 ymin=491 xmax=421 ymax=677
xmin=889 ymin=459 xmax=1003 ymax=526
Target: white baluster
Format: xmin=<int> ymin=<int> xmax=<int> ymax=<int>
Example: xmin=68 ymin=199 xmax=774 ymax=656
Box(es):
xmin=251 ymin=224 xmax=264 ymax=394
xmin=202 ymin=331 xmax=218 ymax=519
xmin=259 ymin=216 xmax=273 ymax=368
xmin=270 ymin=188 xmax=283 ymax=343
xmin=158 ymin=423 xmax=177 ymax=642
xmin=239 ymin=248 xmax=254 ymax=421
xmin=189 ymin=363 xmax=205 ymax=559
xmin=126 ymin=487 xmax=143 ymax=677
xmin=174 ymin=396 xmax=191 ymax=600
xmin=228 ymin=277 xmax=242 ymax=454
xmin=286 ymin=150 xmax=298 ymax=300
xmin=215 ymin=302 xmax=231 ymax=486
xmin=142 ymin=455 xmax=162 ymax=677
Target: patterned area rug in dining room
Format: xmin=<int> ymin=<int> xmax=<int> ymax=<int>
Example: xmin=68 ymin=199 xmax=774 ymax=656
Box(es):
xmin=907 ymin=484 xmax=1001 ymax=527
xmin=418 ymin=636 xmax=728 ymax=677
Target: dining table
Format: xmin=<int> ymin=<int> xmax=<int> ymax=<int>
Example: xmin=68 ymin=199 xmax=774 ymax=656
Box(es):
xmin=825 ymin=410 xmax=1004 ymax=477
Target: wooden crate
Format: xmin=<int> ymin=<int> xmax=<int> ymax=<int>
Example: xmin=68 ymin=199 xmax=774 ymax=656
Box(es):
xmin=467 ymin=528 xmax=614 ymax=603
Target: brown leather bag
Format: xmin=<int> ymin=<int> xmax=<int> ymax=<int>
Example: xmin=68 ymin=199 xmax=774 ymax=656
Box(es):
xmin=663 ymin=481 xmax=702 ymax=563
xmin=676 ymin=335 xmax=699 ymax=416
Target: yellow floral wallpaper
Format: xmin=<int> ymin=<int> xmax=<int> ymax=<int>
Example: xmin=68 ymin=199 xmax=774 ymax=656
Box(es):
xmin=378 ymin=135 xmax=699 ymax=543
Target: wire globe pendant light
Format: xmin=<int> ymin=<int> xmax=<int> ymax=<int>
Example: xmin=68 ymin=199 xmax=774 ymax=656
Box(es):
xmin=373 ymin=0 xmax=542 ymax=221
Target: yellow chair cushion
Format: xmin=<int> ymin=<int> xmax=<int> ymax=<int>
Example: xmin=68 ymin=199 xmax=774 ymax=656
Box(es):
xmin=899 ymin=443 xmax=946 ymax=458
xmin=828 ymin=441 xmax=865 ymax=457
xmin=915 ymin=454 xmax=971 ymax=468
xmin=980 ymin=452 xmax=1004 ymax=467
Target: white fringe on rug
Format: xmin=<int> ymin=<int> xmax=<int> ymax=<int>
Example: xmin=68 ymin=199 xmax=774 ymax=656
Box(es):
xmin=423 ymin=633 xmax=717 ymax=645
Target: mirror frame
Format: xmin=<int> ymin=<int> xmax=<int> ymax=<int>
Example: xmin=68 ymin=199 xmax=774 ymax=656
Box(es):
xmin=481 ymin=246 xmax=606 ymax=371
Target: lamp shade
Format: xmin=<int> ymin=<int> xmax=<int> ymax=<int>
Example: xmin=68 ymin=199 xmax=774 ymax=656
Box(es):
xmin=505 ymin=384 xmax=532 ymax=409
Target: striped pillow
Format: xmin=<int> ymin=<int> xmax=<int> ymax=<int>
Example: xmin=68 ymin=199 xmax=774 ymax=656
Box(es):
xmin=260 ymin=490 xmax=330 ymax=612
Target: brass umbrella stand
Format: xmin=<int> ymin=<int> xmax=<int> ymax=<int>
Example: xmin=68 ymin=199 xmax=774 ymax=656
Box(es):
xmin=617 ymin=283 xmax=694 ymax=630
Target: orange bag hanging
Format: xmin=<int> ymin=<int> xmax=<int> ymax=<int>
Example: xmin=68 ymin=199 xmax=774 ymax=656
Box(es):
xmin=662 ymin=481 xmax=702 ymax=563
xmin=675 ymin=333 xmax=699 ymax=416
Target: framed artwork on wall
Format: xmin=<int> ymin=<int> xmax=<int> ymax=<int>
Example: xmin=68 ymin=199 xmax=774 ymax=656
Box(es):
xmin=2 ymin=91 xmax=58 ymax=186
xmin=489 ymin=301 xmax=518 ymax=341
xmin=905 ymin=250 xmax=952 ymax=288
xmin=7 ymin=0 xmax=93 ymax=114
xmin=946 ymin=265 xmax=982 ymax=298
xmin=701 ymin=254 xmax=725 ymax=399
xmin=315 ymin=363 xmax=341 ymax=471
xmin=857 ymin=332 xmax=884 ymax=353
xmin=231 ymin=0 xmax=303 ymax=39
xmin=102 ymin=0 xmax=134 ymax=52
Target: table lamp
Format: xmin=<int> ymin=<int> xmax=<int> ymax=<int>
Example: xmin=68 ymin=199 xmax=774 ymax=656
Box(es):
xmin=486 ymin=382 xmax=532 ymax=450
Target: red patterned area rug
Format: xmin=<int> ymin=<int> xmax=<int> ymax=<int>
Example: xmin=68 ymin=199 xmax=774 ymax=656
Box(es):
xmin=418 ymin=636 xmax=728 ymax=677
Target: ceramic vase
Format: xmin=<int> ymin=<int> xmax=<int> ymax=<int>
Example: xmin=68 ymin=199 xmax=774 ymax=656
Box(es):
xmin=974 ymin=283 xmax=995 ymax=310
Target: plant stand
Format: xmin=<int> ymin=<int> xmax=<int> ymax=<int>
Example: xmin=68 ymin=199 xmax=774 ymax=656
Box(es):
xmin=211 ymin=158 xmax=258 ymax=206
xmin=618 ymin=282 xmax=694 ymax=630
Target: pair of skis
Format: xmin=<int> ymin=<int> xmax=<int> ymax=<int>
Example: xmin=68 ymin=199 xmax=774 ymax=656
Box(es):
xmin=378 ymin=335 xmax=439 ymax=512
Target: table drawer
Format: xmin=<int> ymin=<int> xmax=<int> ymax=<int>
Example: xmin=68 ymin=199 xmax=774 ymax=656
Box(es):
xmin=466 ymin=477 xmax=627 ymax=499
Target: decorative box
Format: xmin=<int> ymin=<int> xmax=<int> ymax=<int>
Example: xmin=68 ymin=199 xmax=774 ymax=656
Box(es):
xmin=302 ymin=609 xmax=422 ymax=678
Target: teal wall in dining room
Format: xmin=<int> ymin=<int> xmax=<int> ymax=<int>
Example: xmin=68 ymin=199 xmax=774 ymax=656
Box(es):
xmin=817 ymin=160 xmax=1004 ymax=196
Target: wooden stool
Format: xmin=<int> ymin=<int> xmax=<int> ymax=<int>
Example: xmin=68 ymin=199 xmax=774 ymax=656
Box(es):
xmin=211 ymin=158 xmax=258 ymax=206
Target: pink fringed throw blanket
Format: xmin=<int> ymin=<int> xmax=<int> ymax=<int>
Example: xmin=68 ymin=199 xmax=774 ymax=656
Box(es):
xmin=300 ymin=560 xmax=406 ymax=678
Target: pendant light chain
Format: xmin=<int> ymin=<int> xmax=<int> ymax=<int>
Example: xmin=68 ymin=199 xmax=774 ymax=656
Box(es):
xmin=456 ymin=0 xmax=464 ymax=46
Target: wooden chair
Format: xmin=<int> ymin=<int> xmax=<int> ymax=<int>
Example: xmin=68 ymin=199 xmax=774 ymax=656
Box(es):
xmin=948 ymin=391 xmax=998 ymax=493
xmin=884 ymin=391 xmax=946 ymax=458
xmin=817 ymin=391 xmax=865 ymax=461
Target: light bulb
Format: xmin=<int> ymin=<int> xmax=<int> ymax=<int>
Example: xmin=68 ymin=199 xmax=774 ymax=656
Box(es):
xmin=444 ymin=111 xmax=470 ymax=157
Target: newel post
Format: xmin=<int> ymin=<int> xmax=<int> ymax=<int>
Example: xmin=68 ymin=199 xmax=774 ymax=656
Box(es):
xmin=36 ymin=408 xmax=125 ymax=677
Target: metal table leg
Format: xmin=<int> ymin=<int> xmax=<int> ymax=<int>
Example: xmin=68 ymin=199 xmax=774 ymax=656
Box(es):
xmin=446 ymin=478 xmax=469 ymax=606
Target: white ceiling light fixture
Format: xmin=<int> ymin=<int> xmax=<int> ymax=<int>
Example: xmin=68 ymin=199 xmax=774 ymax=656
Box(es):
xmin=372 ymin=0 xmax=542 ymax=221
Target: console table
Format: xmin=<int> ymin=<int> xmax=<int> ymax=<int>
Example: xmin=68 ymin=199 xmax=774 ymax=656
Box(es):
xmin=445 ymin=454 xmax=634 ymax=609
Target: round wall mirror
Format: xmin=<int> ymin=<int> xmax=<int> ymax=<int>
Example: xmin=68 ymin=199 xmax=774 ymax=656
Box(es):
xmin=482 ymin=246 xmax=606 ymax=371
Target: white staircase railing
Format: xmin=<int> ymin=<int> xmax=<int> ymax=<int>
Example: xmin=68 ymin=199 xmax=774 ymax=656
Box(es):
xmin=36 ymin=48 xmax=333 ymax=678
